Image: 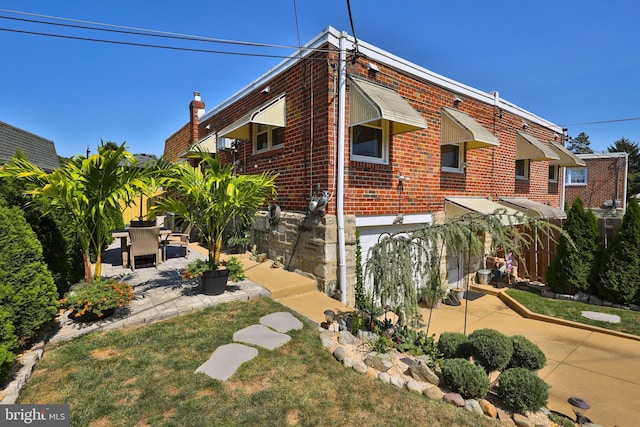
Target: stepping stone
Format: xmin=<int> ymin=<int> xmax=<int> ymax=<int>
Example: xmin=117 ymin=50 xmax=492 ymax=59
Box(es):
xmin=260 ymin=312 xmax=303 ymax=333
xmin=581 ymin=311 xmax=621 ymax=323
xmin=195 ymin=343 xmax=258 ymax=381
xmin=233 ymin=324 xmax=291 ymax=350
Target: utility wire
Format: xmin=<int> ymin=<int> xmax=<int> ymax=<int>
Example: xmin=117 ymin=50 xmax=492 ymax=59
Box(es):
xmin=561 ymin=117 xmax=640 ymax=127
xmin=292 ymin=0 xmax=301 ymax=50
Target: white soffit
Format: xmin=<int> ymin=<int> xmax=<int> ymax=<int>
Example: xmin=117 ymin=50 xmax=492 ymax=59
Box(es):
xmin=349 ymin=77 xmax=427 ymax=134
xmin=499 ymin=197 xmax=566 ymax=220
xmin=441 ymin=107 xmax=499 ymax=149
xmin=218 ymin=95 xmax=286 ymax=140
xmin=548 ymin=143 xmax=587 ymax=167
xmin=445 ymin=197 xmax=523 ymax=226
xmin=516 ymin=132 xmax=560 ymax=161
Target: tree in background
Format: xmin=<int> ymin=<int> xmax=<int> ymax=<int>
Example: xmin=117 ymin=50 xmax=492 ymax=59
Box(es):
xmin=596 ymin=197 xmax=640 ymax=305
xmin=567 ymin=132 xmax=594 ymax=154
xmin=608 ymin=137 xmax=640 ymax=200
xmin=545 ymin=198 xmax=600 ymax=294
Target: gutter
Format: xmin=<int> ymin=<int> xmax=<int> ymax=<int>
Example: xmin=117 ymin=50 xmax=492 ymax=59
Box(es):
xmin=336 ymin=32 xmax=347 ymax=304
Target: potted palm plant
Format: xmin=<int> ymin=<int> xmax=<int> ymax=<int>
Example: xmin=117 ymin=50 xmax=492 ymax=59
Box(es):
xmin=151 ymin=149 xmax=277 ymax=295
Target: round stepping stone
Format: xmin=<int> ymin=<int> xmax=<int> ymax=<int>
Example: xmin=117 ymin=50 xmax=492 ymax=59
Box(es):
xmin=581 ymin=311 xmax=621 ymax=323
xmin=195 ymin=343 xmax=258 ymax=381
xmin=260 ymin=312 xmax=303 ymax=333
xmin=233 ymin=324 xmax=291 ymax=350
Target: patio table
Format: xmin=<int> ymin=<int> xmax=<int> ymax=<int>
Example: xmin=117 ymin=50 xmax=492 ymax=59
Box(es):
xmin=111 ymin=228 xmax=172 ymax=267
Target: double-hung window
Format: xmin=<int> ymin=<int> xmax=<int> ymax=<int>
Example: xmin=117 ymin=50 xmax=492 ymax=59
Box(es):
xmin=548 ymin=165 xmax=558 ymax=182
xmin=515 ymin=159 xmax=529 ymax=180
xmin=441 ymin=144 xmax=464 ymax=173
xmin=254 ymin=124 xmax=285 ymax=152
xmin=565 ymin=167 xmax=587 ymax=185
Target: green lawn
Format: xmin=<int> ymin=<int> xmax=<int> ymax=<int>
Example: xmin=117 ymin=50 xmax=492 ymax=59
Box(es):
xmin=19 ymin=298 xmax=493 ymax=427
xmin=506 ymin=289 xmax=640 ymax=337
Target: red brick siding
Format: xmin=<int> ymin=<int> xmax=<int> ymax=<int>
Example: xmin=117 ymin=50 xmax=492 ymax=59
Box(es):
xmin=164 ymin=123 xmax=190 ymax=163
xmin=565 ymin=157 xmax=627 ymax=210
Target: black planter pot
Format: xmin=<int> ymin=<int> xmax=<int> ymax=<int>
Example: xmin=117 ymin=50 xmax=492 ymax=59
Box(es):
xmin=201 ymin=269 xmax=230 ymax=295
xmin=68 ymin=307 xmax=116 ymax=323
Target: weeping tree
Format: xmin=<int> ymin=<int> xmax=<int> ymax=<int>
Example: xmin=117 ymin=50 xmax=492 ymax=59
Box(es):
xmin=365 ymin=209 xmax=566 ymax=327
xmin=0 ymin=142 xmax=159 ymax=280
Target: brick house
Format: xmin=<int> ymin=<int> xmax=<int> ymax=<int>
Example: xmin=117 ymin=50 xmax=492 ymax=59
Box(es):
xmin=164 ymin=27 xmax=583 ymax=305
xmin=564 ymin=152 xmax=628 ymax=216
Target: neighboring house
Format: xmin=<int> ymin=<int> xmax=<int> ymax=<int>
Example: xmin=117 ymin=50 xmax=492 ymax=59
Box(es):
xmin=0 ymin=120 xmax=61 ymax=172
xmin=564 ymin=152 xmax=629 ymax=216
xmin=164 ymin=27 xmax=583 ymax=305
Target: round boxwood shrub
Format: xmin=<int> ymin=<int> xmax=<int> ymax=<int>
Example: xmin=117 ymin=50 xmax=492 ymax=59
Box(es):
xmin=437 ymin=331 xmax=471 ymax=359
xmin=507 ymin=335 xmax=547 ymax=371
xmin=469 ymin=328 xmax=513 ymax=374
xmin=497 ymin=368 xmax=549 ymax=413
xmin=440 ymin=358 xmax=489 ymax=399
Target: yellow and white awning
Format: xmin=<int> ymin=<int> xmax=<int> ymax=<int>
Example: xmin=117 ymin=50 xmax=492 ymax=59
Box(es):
xmin=218 ymin=95 xmax=286 ymax=140
xmin=441 ymin=107 xmax=499 ymax=149
xmin=499 ymin=197 xmax=566 ymax=220
xmin=516 ymin=132 xmax=560 ymax=161
xmin=445 ymin=197 xmax=524 ymax=225
xmin=548 ymin=143 xmax=586 ymax=167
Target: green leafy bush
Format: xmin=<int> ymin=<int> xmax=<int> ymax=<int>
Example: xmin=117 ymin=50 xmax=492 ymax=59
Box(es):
xmin=391 ymin=325 xmax=442 ymax=366
xmin=437 ymin=331 xmax=471 ymax=359
xmin=497 ymin=368 xmax=549 ymax=413
xmin=507 ymin=335 xmax=547 ymax=371
xmin=0 ymin=305 xmax=18 ymax=384
xmin=0 ymin=204 xmax=58 ymax=342
xmin=224 ymin=256 xmax=245 ymax=282
xmin=440 ymin=358 xmax=489 ymax=399
xmin=468 ymin=328 xmax=513 ymax=374
xmin=365 ymin=334 xmax=393 ymax=354
xmin=61 ymin=278 xmax=134 ymax=319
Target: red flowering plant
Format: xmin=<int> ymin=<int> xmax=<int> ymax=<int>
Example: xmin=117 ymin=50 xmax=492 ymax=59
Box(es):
xmin=60 ymin=278 xmax=135 ymax=319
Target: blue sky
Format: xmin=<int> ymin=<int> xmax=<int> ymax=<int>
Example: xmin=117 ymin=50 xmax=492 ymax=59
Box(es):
xmin=1 ymin=1 xmax=638 ymax=159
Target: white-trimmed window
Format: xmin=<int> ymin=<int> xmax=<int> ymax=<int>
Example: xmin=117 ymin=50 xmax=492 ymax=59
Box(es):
xmin=253 ymin=123 xmax=284 ymax=152
xmin=548 ymin=165 xmax=558 ymax=182
xmin=565 ymin=167 xmax=587 ymax=185
xmin=351 ymin=120 xmax=388 ymax=163
xmin=441 ymin=144 xmax=464 ymax=173
xmin=515 ymin=159 xmax=529 ymax=180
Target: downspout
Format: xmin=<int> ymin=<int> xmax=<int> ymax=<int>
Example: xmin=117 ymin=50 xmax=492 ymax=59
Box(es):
xmin=337 ymin=32 xmax=348 ymax=304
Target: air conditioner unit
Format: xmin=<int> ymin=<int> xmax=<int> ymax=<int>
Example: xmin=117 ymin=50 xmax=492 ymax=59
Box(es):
xmin=217 ymin=137 xmax=233 ymax=150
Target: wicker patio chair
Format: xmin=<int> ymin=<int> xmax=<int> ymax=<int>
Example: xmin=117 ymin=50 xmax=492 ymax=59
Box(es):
xmin=128 ymin=226 xmax=162 ymax=271
xmin=162 ymin=222 xmax=191 ymax=260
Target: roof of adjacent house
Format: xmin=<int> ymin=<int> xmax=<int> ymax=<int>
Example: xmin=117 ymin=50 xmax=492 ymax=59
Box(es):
xmin=0 ymin=120 xmax=61 ymax=171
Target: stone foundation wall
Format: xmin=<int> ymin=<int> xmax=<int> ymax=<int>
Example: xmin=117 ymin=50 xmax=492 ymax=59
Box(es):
xmin=253 ymin=211 xmax=357 ymax=305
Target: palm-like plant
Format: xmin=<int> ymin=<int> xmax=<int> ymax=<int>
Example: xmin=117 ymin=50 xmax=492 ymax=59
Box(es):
xmin=1 ymin=143 xmax=153 ymax=280
xmin=151 ymin=149 xmax=277 ymax=269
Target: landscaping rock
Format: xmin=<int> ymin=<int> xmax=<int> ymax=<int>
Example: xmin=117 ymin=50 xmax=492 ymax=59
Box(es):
xmin=343 ymin=357 xmax=354 ymax=368
xmin=540 ymin=290 xmax=556 ymax=299
xmin=378 ymin=372 xmax=391 ymax=384
xmin=365 ymin=368 xmax=378 ymax=379
xmin=555 ymin=293 xmax=575 ymax=301
xmin=357 ymin=330 xmax=376 ymax=342
xmin=444 ymin=392 xmax=465 ymax=407
xmin=333 ymin=346 xmax=345 ymax=362
xmin=588 ymin=295 xmax=603 ymax=306
xmin=464 ymin=399 xmax=483 ymax=415
xmin=406 ymin=379 xmax=424 ymax=394
xmin=409 ymin=360 xmax=440 ymax=385
xmin=423 ymin=384 xmax=444 ymax=401
xmin=353 ymin=361 xmax=368 ymax=374
xmin=390 ymin=375 xmax=405 ymax=388
xmin=497 ymin=408 xmax=516 ymax=426
xmin=338 ymin=330 xmax=359 ymax=346
xmin=321 ymin=337 xmax=337 ymax=353
xmin=365 ymin=351 xmax=394 ymax=372
xmin=575 ymin=292 xmax=590 ymax=303
xmin=631 ymin=303 xmax=640 ymax=312
xmin=513 ymin=413 xmax=534 ymax=427
xmin=479 ymin=399 xmax=497 ymax=418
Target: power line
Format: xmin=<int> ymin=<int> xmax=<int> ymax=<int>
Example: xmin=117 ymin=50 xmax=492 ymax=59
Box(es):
xmin=561 ymin=117 xmax=640 ymax=127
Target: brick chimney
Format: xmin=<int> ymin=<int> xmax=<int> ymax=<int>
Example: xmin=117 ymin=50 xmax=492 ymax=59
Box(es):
xmin=189 ymin=91 xmax=205 ymax=143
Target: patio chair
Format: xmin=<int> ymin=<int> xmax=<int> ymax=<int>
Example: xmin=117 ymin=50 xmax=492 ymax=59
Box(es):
xmin=162 ymin=222 xmax=191 ymax=260
xmin=128 ymin=226 xmax=162 ymax=271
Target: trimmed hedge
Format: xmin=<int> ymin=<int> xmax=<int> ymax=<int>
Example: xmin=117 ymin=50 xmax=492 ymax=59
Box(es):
xmin=497 ymin=368 xmax=549 ymax=413
xmin=440 ymin=358 xmax=489 ymax=399
xmin=0 ymin=305 xmax=17 ymax=384
xmin=507 ymin=335 xmax=547 ymax=371
xmin=437 ymin=331 xmax=471 ymax=360
xmin=468 ymin=328 xmax=513 ymax=374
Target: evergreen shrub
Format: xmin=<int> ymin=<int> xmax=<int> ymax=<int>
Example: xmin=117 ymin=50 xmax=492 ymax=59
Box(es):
xmin=437 ymin=331 xmax=471 ymax=359
xmin=0 ymin=306 xmax=18 ymax=384
xmin=507 ymin=335 xmax=547 ymax=371
xmin=0 ymin=205 xmax=58 ymax=342
xmin=468 ymin=328 xmax=513 ymax=373
xmin=497 ymin=368 xmax=549 ymax=413
xmin=440 ymin=358 xmax=489 ymax=399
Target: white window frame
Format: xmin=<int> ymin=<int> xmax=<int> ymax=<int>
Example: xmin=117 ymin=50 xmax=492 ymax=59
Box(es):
xmin=565 ymin=167 xmax=587 ymax=185
xmin=253 ymin=123 xmax=285 ymax=153
xmin=548 ymin=165 xmax=558 ymax=183
xmin=441 ymin=143 xmax=464 ymax=173
xmin=515 ymin=159 xmax=530 ymax=180
xmin=350 ymin=120 xmax=389 ymax=164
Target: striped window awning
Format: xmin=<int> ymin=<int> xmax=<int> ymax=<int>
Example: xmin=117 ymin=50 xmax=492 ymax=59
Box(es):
xmin=516 ymin=132 xmax=560 ymax=161
xmin=441 ymin=107 xmax=499 ymax=149
xmin=218 ymin=95 xmax=286 ymax=140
